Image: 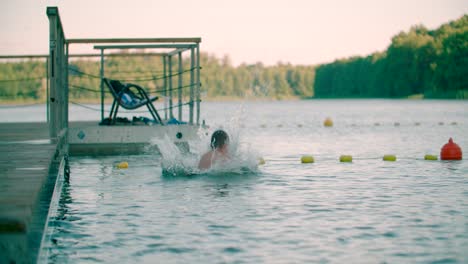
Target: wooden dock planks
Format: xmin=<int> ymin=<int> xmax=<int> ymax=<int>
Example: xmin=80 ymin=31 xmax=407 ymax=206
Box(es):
xmin=0 ymin=122 xmax=58 ymax=263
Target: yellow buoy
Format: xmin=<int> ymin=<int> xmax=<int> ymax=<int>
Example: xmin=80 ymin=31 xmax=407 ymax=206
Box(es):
xmin=339 ymin=155 xmax=353 ymax=162
xmin=424 ymin=154 xmax=438 ymax=161
xmin=116 ymin=161 xmax=129 ymax=169
xmin=301 ymin=155 xmax=315 ymax=163
xmin=258 ymin=157 xmax=266 ymax=165
xmin=323 ymin=118 xmax=333 ymax=127
xmin=383 ymin=155 xmax=396 ymax=161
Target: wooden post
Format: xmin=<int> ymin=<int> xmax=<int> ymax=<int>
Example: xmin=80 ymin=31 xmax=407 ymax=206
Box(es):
xmin=100 ymin=49 xmax=105 ymax=122
xmin=47 ymin=7 xmax=58 ymax=139
xmin=47 ymin=6 xmax=68 ymax=153
xmin=178 ymin=52 xmax=183 ymax=121
xmin=56 ymin=20 xmax=63 ymax=138
xmin=168 ymin=55 xmax=173 ymax=119
xmin=163 ymin=56 xmax=168 ymax=120
xmin=196 ymin=43 xmax=200 ymax=125
xmin=46 ymin=57 xmax=49 ymax=123
xmin=189 ymin=47 xmax=195 ymax=124
xmin=64 ymin=43 xmax=69 ymax=131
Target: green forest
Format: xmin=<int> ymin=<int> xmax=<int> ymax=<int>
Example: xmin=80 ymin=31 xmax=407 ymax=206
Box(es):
xmin=0 ymin=14 xmax=466 ymax=103
xmin=314 ymin=14 xmax=467 ymax=99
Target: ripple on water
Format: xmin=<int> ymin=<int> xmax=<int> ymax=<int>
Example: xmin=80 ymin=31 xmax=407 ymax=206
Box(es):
xmin=146 ymin=243 xmax=165 ymax=248
xmin=208 ymin=224 xmax=235 ymax=229
xmin=222 ymin=246 xmax=243 ymax=253
xmin=354 ymin=226 xmax=375 ymax=230
xmin=352 ymin=232 xmax=377 ymax=239
xmin=126 ymin=213 xmax=142 ymax=217
xmin=444 ymin=209 xmax=461 ymax=215
xmin=429 ymin=258 xmax=458 ymax=264
xmin=382 ymin=231 xmax=398 ymax=238
xmin=143 ymin=235 xmax=164 ymax=240
xmin=164 ymin=247 xmax=196 ymax=254
xmin=101 ymin=213 xmax=117 ymax=217
xmin=132 ymin=248 xmax=158 ymax=257
xmin=336 ymin=237 xmax=349 ymax=245
xmin=79 ymin=257 xmax=103 ymax=262
xmin=124 ymin=205 xmax=143 ymax=209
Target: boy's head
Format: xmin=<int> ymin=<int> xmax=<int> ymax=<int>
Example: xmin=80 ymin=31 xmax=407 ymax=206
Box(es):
xmin=211 ymin=130 xmax=229 ymax=149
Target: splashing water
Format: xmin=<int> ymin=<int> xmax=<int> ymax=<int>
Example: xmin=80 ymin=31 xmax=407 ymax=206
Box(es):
xmin=150 ymin=134 xmax=199 ymax=176
xmin=152 ymin=104 xmax=262 ymax=177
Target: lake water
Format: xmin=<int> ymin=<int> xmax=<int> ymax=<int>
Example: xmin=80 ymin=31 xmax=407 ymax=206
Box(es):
xmin=2 ymin=100 xmax=468 ymax=263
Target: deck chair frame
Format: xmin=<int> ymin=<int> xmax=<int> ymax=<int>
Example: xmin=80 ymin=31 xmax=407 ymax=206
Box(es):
xmin=103 ymin=78 xmax=163 ymax=125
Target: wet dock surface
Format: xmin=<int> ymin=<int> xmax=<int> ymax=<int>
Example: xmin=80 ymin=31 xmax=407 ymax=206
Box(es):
xmin=0 ymin=122 xmax=58 ymax=263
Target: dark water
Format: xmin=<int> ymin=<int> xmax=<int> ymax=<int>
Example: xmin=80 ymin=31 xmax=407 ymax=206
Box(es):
xmin=31 ymin=100 xmax=468 ymax=263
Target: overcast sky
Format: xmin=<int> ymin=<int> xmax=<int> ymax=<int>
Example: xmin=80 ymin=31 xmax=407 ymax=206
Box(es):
xmin=1 ymin=0 xmax=466 ymax=65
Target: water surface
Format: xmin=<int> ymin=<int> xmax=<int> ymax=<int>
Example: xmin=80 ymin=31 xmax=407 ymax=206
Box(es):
xmin=8 ymin=100 xmax=467 ymax=263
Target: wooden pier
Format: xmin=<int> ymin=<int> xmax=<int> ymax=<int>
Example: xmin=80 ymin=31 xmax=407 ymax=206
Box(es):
xmin=0 ymin=122 xmax=62 ymax=263
xmin=0 ymin=6 xmax=203 ymax=263
xmin=0 ymin=120 xmax=200 ymax=263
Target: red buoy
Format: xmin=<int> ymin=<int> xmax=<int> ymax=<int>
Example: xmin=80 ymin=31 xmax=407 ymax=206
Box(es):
xmin=440 ymin=138 xmax=463 ymax=160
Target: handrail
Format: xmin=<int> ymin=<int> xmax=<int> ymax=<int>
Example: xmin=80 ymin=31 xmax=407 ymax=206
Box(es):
xmin=0 ymin=52 xmax=170 ymax=59
xmin=94 ymin=44 xmax=197 ymax=50
xmin=67 ymin=37 xmax=201 ymax=44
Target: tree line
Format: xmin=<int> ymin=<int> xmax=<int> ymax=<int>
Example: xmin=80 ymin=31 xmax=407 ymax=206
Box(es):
xmin=0 ymin=53 xmax=316 ymax=102
xmin=314 ymin=14 xmax=467 ymax=99
xmin=0 ymin=14 xmax=466 ymax=102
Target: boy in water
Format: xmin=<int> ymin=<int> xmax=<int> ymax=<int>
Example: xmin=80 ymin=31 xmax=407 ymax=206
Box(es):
xmin=198 ymin=130 xmax=230 ymax=170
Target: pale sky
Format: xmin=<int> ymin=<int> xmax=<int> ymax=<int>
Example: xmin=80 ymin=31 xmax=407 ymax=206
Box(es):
xmin=0 ymin=0 xmax=466 ymax=66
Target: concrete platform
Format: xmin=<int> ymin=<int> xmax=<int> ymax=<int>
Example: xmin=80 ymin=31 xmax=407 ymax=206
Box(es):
xmin=69 ymin=121 xmax=202 ymax=155
xmin=0 ymin=122 xmax=60 ymax=263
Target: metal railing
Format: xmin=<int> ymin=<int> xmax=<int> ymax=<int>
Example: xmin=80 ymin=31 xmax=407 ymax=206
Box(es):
xmin=90 ymin=41 xmax=202 ymax=124
xmin=0 ymin=52 xmax=202 ymax=124
xmin=1 ymin=7 xmax=202 ymax=128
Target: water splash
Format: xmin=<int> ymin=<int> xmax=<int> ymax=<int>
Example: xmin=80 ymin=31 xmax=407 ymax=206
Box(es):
xmin=153 ymin=105 xmax=262 ymax=177
xmin=151 ymin=134 xmax=199 ymax=177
